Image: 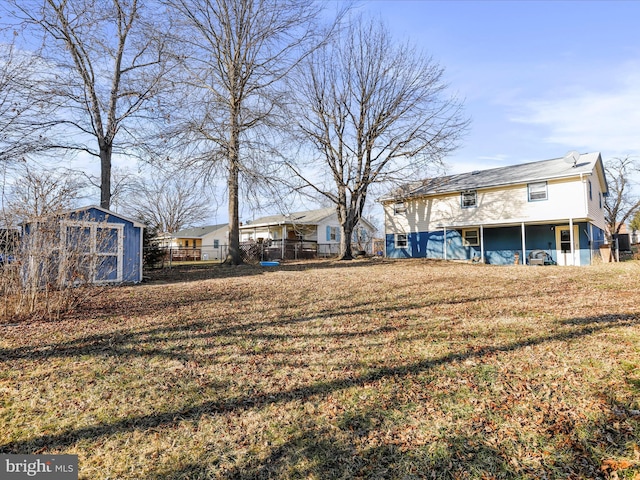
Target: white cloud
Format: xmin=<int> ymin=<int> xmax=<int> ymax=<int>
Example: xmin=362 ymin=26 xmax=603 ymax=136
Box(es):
xmin=511 ymin=63 xmax=640 ymax=157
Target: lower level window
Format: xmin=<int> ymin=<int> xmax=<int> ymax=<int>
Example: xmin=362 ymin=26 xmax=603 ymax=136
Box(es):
xmin=395 ymin=233 xmax=408 ymax=248
xmin=462 ymin=228 xmax=479 ymax=246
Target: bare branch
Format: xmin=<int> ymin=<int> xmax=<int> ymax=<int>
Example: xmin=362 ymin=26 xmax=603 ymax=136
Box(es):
xmin=290 ymin=16 xmax=468 ymax=259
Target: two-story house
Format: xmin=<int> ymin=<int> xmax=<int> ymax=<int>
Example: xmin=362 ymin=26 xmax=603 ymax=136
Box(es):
xmin=381 ymin=152 xmax=609 ymax=266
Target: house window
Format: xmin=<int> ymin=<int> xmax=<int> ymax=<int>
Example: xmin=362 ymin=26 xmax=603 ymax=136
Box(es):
xmin=589 ymin=180 xmax=593 ymax=200
xmin=395 ymin=233 xmax=408 ymax=248
xmin=528 ymin=181 xmax=548 ymax=201
xmin=393 ymin=202 xmax=407 ymax=215
xmin=326 ymin=226 xmax=340 ymax=242
xmin=461 ymin=190 xmax=477 ymax=208
xmin=462 ymin=228 xmax=479 ymax=246
xmin=599 ymin=192 xmax=602 ymax=209
xmin=213 ymin=239 xmax=219 ymax=248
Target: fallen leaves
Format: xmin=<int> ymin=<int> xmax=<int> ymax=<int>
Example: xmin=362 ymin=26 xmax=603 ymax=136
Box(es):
xmin=1 ymin=259 xmax=640 ymax=478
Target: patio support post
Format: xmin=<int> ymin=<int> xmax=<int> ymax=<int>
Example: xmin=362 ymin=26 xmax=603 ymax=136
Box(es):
xmin=521 ymin=222 xmax=526 ymax=266
xmin=589 ymin=223 xmax=594 ymax=264
xmin=480 ymin=225 xmax=485 ymax=263
xmin=443 ymin=226 xmax=447 ymax=260
xmin=282 ymin=226 xmax=286 ymax=258
xmin=569 ymin=218 xmax=575 ymax=265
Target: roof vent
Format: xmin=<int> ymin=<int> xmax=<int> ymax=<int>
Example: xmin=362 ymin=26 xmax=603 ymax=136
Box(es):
xmin=471 ymin=170 xmax=481 ymax=175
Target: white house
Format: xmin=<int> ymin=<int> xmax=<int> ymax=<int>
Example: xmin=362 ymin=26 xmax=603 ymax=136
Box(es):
xmin=240 ymin=207 xmax=376 ymax=259
xmin=381 ymin=152 xmax=609 ymax=266
xmin=167 ymin=224 xmax=229 ymax=261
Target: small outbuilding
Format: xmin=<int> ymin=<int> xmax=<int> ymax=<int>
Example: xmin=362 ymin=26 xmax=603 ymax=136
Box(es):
xmin=22 ymin=206 xmax=144 ymax=284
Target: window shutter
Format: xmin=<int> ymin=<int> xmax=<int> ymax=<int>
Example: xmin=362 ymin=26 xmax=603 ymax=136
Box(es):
xmin=326 ymin=226 xmax=331 ymax=242
xmin=336 ymin=228 xmax=341 ymax=243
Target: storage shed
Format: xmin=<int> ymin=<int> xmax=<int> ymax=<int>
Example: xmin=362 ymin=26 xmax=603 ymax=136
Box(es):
xmin=23 ymin=206 xmax=144 ymax=284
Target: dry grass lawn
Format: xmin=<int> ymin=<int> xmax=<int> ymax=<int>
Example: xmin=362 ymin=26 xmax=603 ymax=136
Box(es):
xmin=1 ymin=259 xmax=639 ymax=479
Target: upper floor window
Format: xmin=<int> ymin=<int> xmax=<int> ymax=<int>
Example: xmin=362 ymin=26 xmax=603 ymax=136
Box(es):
xmin=588 ymin=180 xmax=593 ymax=200
xmin=599 ymin=192 xmax=602 ymax=209
xmin=528 ymin=181 xmax=548 ymax=201
xmin=461 ymin=190 xmax=477 ymax=208
xmin=393 ymin=202 xmax=407 ymax=215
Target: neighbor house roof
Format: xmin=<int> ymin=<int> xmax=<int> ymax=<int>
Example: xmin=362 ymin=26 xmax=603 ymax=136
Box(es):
xmin=173 ymin=224 xmax=227 ymax=239
xmin=381 ymin=152 xmax=606 ymax=201
xmin=242 ymin=207 xmax=336 ymax=228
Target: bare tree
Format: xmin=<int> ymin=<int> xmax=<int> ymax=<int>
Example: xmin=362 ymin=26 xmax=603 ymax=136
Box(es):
xmin=163 ymin=0 xmax=332 ymax=265
xmin=122 ymin=169 xmax=213 ymax=233
xmin=288 ymin=18 xmax=468 ymax=259
xmin=0 ymin=39 xmax=58 ymax=164
xmin=6 ymin=0 xmax=169 ymax=209
xmin=5 ymin=164 xmax=88 ymax=218
xmin=604 ymin=156 xmax=640 ymax=238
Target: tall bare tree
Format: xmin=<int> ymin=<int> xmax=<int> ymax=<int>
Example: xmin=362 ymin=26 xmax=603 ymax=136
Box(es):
xmin=122 ymin=169 xmax=213 ymax=233
xmin=164 ymin=0 xmax=331 ymax=265
xmin=6 ymin=0 xmax=169 ymax=209
xmin=604 ymin=155 xmax=640 ymax=238
xmin=289 ymin=18 xmax=468 ymax=259
xmin=0 ymin=40 xmax=57 ymax=164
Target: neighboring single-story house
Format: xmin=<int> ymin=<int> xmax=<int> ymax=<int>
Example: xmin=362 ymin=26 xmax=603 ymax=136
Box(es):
xmin=381 ymin=152 xmax=609 ymax=266
xmin=239 ymin=207 xmax=376 ymax=259
xmin=22 ymin=206 xmax=144 ymax=283
xmin=166 ymin=224 xmax=229 ymax=261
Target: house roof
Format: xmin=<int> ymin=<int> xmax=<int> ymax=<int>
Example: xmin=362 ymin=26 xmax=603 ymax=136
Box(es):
xmin=173 ymin=224 xmax=228 ymax=239
xmin=381 ymin=152 xmax=606 ymax=201
xmin=241 ymin=207 xmax=336 ymax=228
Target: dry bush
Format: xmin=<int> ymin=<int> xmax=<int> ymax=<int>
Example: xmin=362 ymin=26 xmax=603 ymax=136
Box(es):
xmin=0 ymin=211 xmax=114 ymax=322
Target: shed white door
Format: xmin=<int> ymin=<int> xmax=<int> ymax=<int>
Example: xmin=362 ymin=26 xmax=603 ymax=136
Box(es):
xmin=63 ymin=222 xmax=124 ymax=282
xmin=555 ymin=226 xmax=580 ymax=266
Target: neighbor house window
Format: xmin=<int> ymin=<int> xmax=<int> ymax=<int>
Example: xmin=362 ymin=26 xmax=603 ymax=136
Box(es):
xmin=589 ymin=180 xmax=593 ymax=200
xmin=462 ymin=228 xmax=479 ymax=246
xmin=394 ymin=202 xmax=407 ymax=215
xmin=213 ymin=239 xmax=219 ymax=248
xmin=461 ymin=190 xmax=477 ymax=208
xmin=528 ymin=181 xmax=548 ymax=201
xmin=395 ymin=233 xmax=408 ymax=248
xmin=326 ymin=226 xmax=340 ymax=242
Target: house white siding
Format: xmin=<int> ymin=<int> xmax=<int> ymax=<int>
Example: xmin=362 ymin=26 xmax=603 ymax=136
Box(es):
xmin=386 ymin=177 xmax=590 ymax=233
xmin=584 ymin=173 xmax=608 ymax=231
xmin=382 ymin=152 xmax=609 ymax=266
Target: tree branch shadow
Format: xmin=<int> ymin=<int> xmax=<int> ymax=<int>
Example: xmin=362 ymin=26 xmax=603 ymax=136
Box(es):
xmin=2 ymin=312 xmax=638 ymax=458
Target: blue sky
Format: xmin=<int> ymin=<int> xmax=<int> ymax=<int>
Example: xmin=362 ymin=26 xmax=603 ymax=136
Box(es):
xmin=357 ymin=0 xmax=640 ymax=173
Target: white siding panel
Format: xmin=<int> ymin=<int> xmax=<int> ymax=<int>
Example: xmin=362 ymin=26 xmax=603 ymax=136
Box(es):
xmin=585 ymin=172 xmax=607 ymax=231
xmin=385 ymin=177 xmax=590 ymax=234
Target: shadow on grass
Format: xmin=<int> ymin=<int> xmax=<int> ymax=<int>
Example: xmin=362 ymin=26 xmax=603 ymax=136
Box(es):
xmin=0 ymin=292 xmax=518 ymax=363
xmin=2 ymin=312 xmax=638 ymax=467
xmin=143 ymin=258 xmax=397 ymax=285
xmin=143 ymin=405 xmax=635 ymax=479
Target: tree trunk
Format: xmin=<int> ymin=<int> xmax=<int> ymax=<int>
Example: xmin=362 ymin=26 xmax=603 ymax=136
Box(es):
xmin=339 ymin=221 xmax=354 ymax=260
xmin=225 ymin=112 xmax=242 ymax=265
xmin=99 ymin=143 xmax=112 ymax=210
xmin=225 ymin=161 xmax=241 ymax=265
